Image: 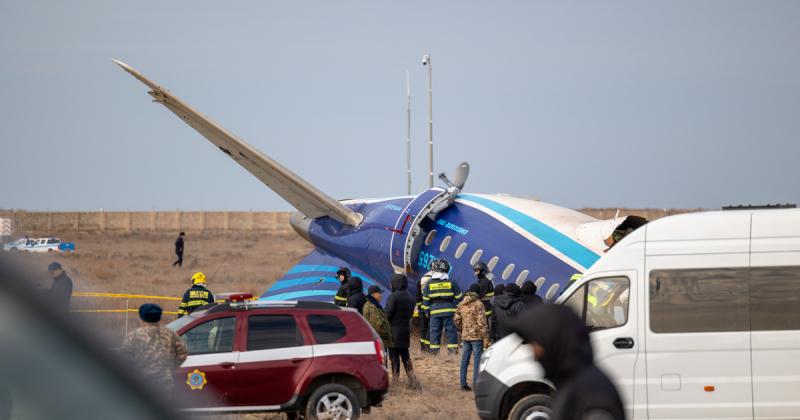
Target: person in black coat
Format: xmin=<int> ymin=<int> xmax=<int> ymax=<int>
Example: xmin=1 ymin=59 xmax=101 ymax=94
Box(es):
xmin=47 ymin=262 xmax=73 ymax=313
xmin=520 ymin=280 xmax=544 ymax=307
xmin=491 ymin=283 xmax=525 ymax=341
xmin=173 ymin=232 xmax=185 ymax=267
xmin=347 ymin=276 xmax=367 ymax=314
xmin=384 ymin=274 xmax=419 ymax=388
xmin=510 ymin=305 xmax=625 ymax=420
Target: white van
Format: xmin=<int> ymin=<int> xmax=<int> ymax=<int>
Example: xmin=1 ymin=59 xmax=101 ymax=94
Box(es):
xmin=475 ymin=209 xmax=800 ymax=420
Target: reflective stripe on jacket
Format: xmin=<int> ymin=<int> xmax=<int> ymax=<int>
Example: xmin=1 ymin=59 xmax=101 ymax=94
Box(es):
xmin=422 ymin=273 xmax=462 ymax=318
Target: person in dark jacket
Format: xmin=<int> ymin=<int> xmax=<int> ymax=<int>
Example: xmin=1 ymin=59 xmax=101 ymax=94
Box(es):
xmin=473 ymin=261 xmax=495 ymax=319
xmin=489 ymin=283 xmax=506 ymax=342
xmin=510 ymin=305 xmax=625 ymax=420
xmin=520 ymin=280 xmax=544 ymax=307
xmin=47 ymin=262 xmax=73 ymax=313
xmin=491 ymin=283 xmax=525 ymax=341
xmin=172 ymin=232 xmax=185 ymax=267
xmin=333 ymin=267 xmax=351 ymax=306
xmin=385 ymin=274 xmax=419 ymax=388
xmin=347 ymin=276 xmax=367 ymax=314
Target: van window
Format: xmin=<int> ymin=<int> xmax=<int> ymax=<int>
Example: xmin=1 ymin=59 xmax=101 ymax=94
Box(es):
xmin=649 ymin=268 xmax=749 ymax=333
xmin=182 ymin=317 xmax=236 ymax=355
xmin=564 ymin=277 xmax=630 ymax=330
xmin=751 ymin=266 xmax=800 ymax=331
xmin=247 ymin=315 xmax=303 ymax=351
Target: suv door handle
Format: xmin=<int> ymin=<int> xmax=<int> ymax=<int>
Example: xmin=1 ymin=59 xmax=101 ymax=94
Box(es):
xmin=613 ymin=337 xmax=634 ymax=349
xmin=289 ymin=358 xmax=305 ymax=364
xmin=218 ymin=362 xmax=235 ymax=369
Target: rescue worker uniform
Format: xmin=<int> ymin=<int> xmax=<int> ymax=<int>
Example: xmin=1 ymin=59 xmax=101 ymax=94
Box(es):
xmin=422 ymin=260 xmax=462 ymax=354
xmin=177 ymin=272 xmax=215 ymax=318
xmin=416 ymin=272 xmax=433 ymax=351
xmin=334 ymin=267 xmax=351 ymax=307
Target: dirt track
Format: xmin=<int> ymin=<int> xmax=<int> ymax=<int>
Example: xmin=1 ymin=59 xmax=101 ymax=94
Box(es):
xmin=9 ymin=231 xmax=480 ymax=419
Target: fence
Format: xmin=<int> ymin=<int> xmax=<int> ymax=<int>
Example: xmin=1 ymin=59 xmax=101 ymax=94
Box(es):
xmin=0 ymin=211 xmax=295 ymax=234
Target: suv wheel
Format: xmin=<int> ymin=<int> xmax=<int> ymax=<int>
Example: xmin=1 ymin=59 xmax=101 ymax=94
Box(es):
xmin=508 ymin=393 xmax=551 ymax=420
xmin=305 ymin=383 xmax=361 ymax=420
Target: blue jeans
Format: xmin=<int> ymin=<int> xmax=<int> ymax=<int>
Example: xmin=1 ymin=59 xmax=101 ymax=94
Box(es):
xmin=429 ymin=315 xmax=458 ymax=353
xmin=460 ymin=340 xmax=484 ymax=387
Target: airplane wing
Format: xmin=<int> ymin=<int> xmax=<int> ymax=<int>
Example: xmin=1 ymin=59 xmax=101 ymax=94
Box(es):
xmin=113 ymin=59 xmax=363 ymax=226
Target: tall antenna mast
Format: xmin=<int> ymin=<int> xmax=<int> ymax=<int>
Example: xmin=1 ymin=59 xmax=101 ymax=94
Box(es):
xmin=422 ymin=54 xmax=433 ymax=188
xmin=406 ymin=70 xmax=412 ymax=195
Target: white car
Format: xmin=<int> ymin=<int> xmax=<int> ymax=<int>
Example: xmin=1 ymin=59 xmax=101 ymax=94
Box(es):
xmin=3 ymin=237 xmax=72 ymax=253
xmin=476 ymin=208 xmax=800 ymax=420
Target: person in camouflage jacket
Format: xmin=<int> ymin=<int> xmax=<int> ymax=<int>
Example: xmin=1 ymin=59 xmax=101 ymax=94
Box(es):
xmin=363 ymin=285 xmax=394 ymax=348
xmin=455 ymin=283 xmax=489 ymax=390
xmin=121 ymin=304 xmax=188 ymax=392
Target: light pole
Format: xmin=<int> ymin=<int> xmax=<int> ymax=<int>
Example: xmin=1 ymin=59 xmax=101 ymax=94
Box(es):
xmin=422 ymin=54 xmax=433 ymax=189
xmin=406 ymin=70 xmax=412 ymax=195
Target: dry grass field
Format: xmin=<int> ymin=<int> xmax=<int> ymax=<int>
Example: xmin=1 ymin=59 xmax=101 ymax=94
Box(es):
xmin=7 ymin=230 xmax=480 ymax=419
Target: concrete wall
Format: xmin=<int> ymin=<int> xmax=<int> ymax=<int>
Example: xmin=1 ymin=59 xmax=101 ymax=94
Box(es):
xmin=0 ymin=211 xmax=294 ymax=234
xmin=0 ymin=208 xmax=699 ymax=236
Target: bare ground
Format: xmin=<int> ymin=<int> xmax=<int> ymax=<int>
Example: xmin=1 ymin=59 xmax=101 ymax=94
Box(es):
xmin=7 ymin=231 xmax=479 ymax=419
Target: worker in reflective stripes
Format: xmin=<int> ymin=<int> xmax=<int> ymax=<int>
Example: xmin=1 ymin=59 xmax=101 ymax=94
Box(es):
xmin=333 ymin=267 xmax=351 ymax=307
xmin=416 ymin=271 xmax=433 ymax=352
xmin=422 ymin=259 xmax=462 ymax=355
xmin=473 ymin=261 xmax=494 ymax=320
xmin=177 ymin=272 xmax=215 ymax=318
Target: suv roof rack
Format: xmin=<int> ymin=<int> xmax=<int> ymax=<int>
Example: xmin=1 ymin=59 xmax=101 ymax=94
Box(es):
xmin=722 ymin=203 xmax=796 ymax=210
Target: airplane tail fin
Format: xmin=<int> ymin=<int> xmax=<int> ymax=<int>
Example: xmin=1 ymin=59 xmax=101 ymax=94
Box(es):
xmin=112 ymin=59 xmax=363 ymax=227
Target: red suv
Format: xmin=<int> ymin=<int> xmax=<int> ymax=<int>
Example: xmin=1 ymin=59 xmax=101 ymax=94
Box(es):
xmin=166 ymin=295 xmax=388 ymax=419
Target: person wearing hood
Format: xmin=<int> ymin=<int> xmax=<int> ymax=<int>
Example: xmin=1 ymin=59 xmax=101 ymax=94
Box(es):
xmin=510 ymin=305 xmax=625 ymax=420
xmin=472 ymin=261 xmax=495 ymax=320
xmin=385 ymin=274 xmax=419 ymax=388
xmin=333 ymin=267 xmax=351 ymax=307
xmin=520 ymin=280 xmax=544 ymax=307
xmin=363 ymin=285 xmax=393 ymax=348
xmin=455 ymin=283 xmax=489 ymax=391
xmin=347 ymin=276 xmax=367 ymax=314
xmin=491 ymin=283 xmax=525 ymax=341
xmin=488 ymin=283 xmax=506 ymax=341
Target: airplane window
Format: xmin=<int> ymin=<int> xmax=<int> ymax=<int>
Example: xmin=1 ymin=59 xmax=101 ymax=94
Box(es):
xmin=545 ymin=283 xmax=560 ymax=301
xmin=502 ymin=264 xmax=515 ymax=281
xmin=439 ymin=235 xmax=452 ymax=253
xmin=516 ymin=269 xmax=530 ymax=286
xmin=470 ymin=249 xmax=484 ymax=266
xmin=424 ymin=230 xmax=437 ymax=246
xmin=535 ymin=276 xmax=546 ymax=288
xmin=454 ymin=242 xmax=468 ymax=259
xmin=488 ymin=256 xmax=500 ymax=272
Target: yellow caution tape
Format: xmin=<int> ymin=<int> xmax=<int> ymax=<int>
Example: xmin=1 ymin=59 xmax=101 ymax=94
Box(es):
xmin=73 ymin=292 xmax=181 ymax=301
xmin=71 ymin=309 xmax=180 ymax=315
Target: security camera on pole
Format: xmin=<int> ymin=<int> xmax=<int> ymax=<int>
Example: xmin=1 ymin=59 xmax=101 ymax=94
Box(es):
xmin=422 ymin=54 xmax=433 ymax=189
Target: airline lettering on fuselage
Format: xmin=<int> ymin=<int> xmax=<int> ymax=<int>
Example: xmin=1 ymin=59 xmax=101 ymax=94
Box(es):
xmin=384 ymin=204 xmax=403 ymax=211
xmin=436 ymin=218 xmax=469 ymax=235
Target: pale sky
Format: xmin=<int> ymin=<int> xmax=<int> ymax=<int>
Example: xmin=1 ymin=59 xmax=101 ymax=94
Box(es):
xmin=2 ymin=1 xmax=798 ymax=211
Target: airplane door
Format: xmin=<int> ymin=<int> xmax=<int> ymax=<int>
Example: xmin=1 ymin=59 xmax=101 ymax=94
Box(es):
xmin=645 ymin=253 xmax=752 ymax=420
xmin=389 ymin=188 xmax=448 ymax=272
xmin=564 ymin=272 xmax=640 ymax=418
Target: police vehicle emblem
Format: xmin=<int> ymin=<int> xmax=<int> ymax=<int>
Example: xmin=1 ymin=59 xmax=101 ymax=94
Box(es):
xmin=187 ymin=369 xmax=207 ymax=390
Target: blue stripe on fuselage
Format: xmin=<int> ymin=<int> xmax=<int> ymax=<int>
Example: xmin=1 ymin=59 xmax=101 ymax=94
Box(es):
xmin=457 ymin=194 xmax=600 ymax=269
